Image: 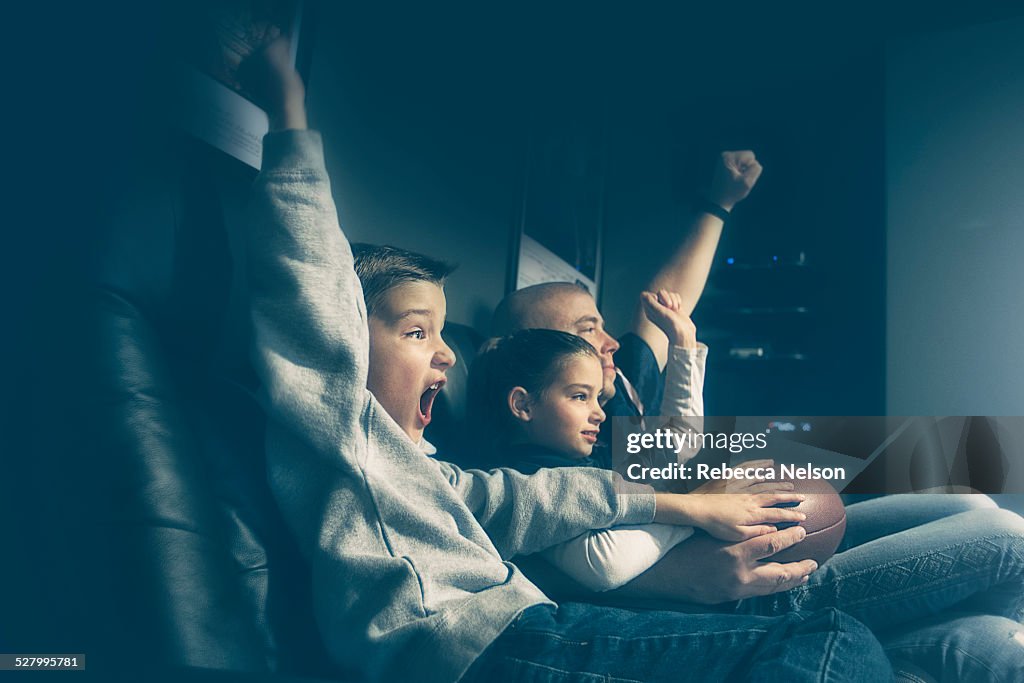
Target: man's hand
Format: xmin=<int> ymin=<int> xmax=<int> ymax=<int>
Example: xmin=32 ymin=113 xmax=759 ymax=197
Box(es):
xmin=237 ymin=37 xmax=307 ymax=131
xmin=654 ymin=491 xmax=807 ymax=542
xmin=609 ymin=527 xmax=818 ymax=604
xmin=640 ymin=289 xmax=697 ymax=348
xmin=708 ymin=150 xmax=763 ymax=212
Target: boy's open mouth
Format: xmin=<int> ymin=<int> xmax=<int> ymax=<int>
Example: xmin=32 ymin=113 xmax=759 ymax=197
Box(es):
xmin=581 ymin=429 xmax=599 ymax=443
xmin=418 ymin=379 xmax=446 ymax=426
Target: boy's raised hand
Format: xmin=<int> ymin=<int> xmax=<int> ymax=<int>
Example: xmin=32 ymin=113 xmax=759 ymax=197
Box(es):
xmin=640 ymin=289 xmax=698 ymax=348
xmin=237 ymin=36 xmax=307 ymax=132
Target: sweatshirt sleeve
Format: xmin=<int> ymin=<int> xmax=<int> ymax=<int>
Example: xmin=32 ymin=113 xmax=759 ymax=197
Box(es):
xmin=244 ymin=130 xmax=371 ymax=460
xmin=539 ymin=524 xmax=693 ymax=592
xmin=435 ymin=461 xmax=658 ymax=559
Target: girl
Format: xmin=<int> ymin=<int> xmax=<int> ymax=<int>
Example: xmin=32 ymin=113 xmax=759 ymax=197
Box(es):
xmin=467 ymin=323 xmax=798 ymax=591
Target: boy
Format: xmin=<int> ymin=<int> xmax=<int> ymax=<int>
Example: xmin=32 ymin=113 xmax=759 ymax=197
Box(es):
xmin=235 ymin=39 xmax=891 ymax=683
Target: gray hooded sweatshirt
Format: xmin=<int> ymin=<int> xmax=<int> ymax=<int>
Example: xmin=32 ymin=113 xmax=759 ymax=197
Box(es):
xmin=243 ymin=130 xmax=657 ymax=683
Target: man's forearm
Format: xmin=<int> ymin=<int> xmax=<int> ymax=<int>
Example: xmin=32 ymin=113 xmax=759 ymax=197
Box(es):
xmin=609 ymin=525 xmax=815 ymax=605
xmin=646 ymin=212 xmax=725 ymax=316
xmin=632 ymin=213 xmax=724 ymax=370
xmin=631 ymin=150 xmax=762 ymax=370
xmin=605 ymin=534 xmax=734 ymax=604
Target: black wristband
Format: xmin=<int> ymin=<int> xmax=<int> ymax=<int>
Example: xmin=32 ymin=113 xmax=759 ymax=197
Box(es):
xmin=694 ymin=196 xmax=731 ymax=223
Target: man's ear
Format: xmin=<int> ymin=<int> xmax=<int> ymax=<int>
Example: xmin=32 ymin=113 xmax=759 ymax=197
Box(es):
xmin=508 ymin=387 xmax=532 ymax=422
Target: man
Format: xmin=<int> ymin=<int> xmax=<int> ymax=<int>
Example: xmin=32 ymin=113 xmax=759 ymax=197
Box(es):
xmin=488 ymin=152 xmax=817 ymax=603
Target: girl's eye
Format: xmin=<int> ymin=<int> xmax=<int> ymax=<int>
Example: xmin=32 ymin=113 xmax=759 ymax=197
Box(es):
xmin=572 ymin=393 xmax=588 ymax=401
xmin=406 ymin=329 xmax=425 ymax=340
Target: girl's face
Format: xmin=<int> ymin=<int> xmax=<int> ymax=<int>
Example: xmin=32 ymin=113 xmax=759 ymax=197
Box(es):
xmin=518 ymin=355 xmax=606 ymax=458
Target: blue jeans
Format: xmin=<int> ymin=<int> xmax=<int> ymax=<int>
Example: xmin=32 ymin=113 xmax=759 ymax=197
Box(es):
xmin=739 ymin=495 xmax=1024 ymax=682
xmin=463 ymin=602 xmax=892 ymax=682
xmin=883 ymin=613 xmax=1024 ymax=683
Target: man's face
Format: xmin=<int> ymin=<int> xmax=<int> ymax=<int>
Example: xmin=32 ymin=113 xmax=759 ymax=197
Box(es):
xmin=520 ymin=355 xmax=606 ymax=458
xmin=535 ymin=289 xmax=620 ymax=400
xmin=367 ymin=281 xmax=455 ymax=444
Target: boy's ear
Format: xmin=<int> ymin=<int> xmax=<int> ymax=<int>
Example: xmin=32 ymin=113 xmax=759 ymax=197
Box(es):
xmin=508 ymin=387 xmax=532 ymax=422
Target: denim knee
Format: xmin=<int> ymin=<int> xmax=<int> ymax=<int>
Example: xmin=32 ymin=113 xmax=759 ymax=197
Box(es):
xmin=930 ymin=507 xmax=1024 ymax=556
xmin=808 ymin=608 xmax=893 ymax=682
xmin=885 ymin=614 xmax=1024 ymax=683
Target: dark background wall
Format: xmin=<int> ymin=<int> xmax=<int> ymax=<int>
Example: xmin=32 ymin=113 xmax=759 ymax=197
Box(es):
xmin=886 ymin=16 xmax=1024 ymax=414
xmin=304 ymin=3 xmax=533 ymax=331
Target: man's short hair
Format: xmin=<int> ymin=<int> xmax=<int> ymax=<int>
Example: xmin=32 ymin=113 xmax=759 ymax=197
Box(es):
xmin=490 ymin=282 xmax=590 ymax=336
xmin=351 ymin=244 xmax=455 ymax=316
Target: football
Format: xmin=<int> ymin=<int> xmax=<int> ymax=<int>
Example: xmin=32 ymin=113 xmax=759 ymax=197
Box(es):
xmin=765 ymin=477 xmax=846 ymax=565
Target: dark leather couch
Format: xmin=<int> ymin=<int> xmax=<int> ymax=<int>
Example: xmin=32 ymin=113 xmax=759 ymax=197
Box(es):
xmin=27 ymin=138 xmax=344 ymax=681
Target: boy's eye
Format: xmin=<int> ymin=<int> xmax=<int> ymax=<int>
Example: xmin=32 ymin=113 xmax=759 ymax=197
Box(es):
xmin=406 ymin=329 xmax=425 ymax=340
xmin=572 ymin=393 xmax=588 ymax=401
xmin=579 ymin=327 xmax=596 ymax=335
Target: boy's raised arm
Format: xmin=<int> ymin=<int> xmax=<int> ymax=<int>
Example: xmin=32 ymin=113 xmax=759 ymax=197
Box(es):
xmin=239 ymin=39 xmax=371 ymax=458
xmin=246 ymin=130 xmax=370 ymax=455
